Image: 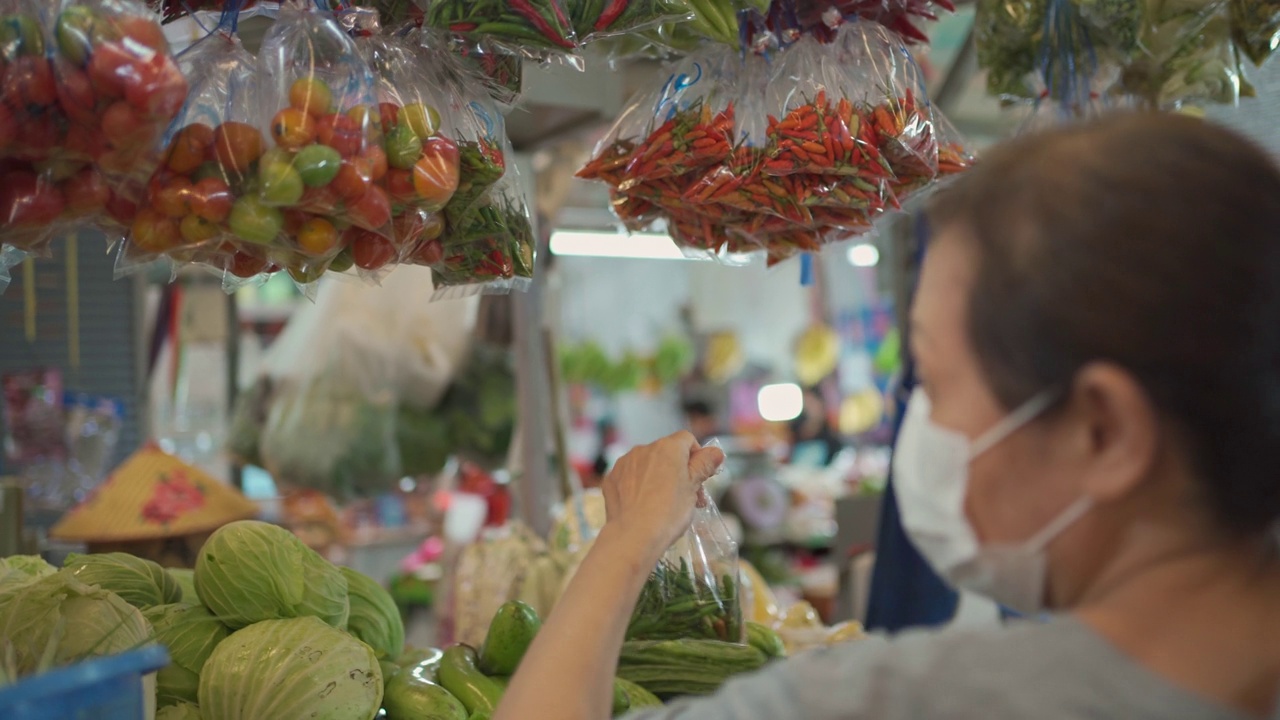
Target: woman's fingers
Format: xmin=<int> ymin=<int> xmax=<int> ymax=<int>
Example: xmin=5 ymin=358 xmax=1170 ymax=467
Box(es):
xmin=689 ymin=445 xmax=725 ymax=484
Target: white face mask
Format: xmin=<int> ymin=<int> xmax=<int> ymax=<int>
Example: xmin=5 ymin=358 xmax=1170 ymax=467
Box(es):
xmin=893 ymin=388 xmax=1092 ymax=615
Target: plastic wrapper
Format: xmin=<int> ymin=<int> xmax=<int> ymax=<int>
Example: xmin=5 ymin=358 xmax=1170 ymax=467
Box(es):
xmin=255 ymin=3 xmax=391 ymax=287
xmin=352 ymin=12 xmax=462 ymax=276
xmin=117 ymin=19 xmax=259 ymax=279
xmin=1231 ymin=0 xmax=1280 ymax=65
xmin=626 ymin=441 xmax=743 ymax=643
xmin=0 ymin=0 xmax=61 ymax=163
xmin=571 ymin=0 xmax=692 ymax=43
xmin=1119 ymin=0 xmax=1242 ymax=107
xmin=0 ymin=243 xmax=23 ymax=294
xmin=429 ymin=168 xmax=535 ymax=298
xmin=51 ymin=0 xmax=188 ymax=198
xmin=421 ymin=0 xmax=581 ymax=65
xmin=805 ymin=0 xmax=958 ymax=45
xmin=450 ymin=37 xmax=524 ymax=106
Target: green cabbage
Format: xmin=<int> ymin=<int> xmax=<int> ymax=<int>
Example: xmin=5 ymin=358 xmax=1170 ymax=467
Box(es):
xmin=63 ymin=552 xmax=183 ymax=610
xmin=340 ymin=567 xmax=405 ymax=660
xmin=0 ymin=555 xmax=56 ymax=589
xmin=156 ymin=702 xmax=202 ymax=720
xmin=198 ymin=617 xmax=382 ymax=720
xmin=195 ymin=520 xmax=349 ymax=629
xmin=144 ymin=603 xmax=231 ymax=707
xmin=168 ymin=568 xmax=197 ymax=604
xmin=0 ymin=571 xmax=153 ymax=677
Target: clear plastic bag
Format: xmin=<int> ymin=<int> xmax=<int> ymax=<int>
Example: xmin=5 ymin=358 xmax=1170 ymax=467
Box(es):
xmin=1119 ymin=0 xmax=1241 ymax=107
xmin=0 ymin=0 xmax=62 ymax=164
xmin=626 ymin=440 xmax=743 ymax=642
xmin=449 ymin=36 xmax=524 ymax=106
xmin=1231 ymin=0 xmax=1280 ymax=66
xmin=421 ymin=0 xmax=581 ymax=66
xmin=0 ymin=243 xmax=24 ymax=294
xmin=429 ymin=167 xmax=535 ymax=298
xmin=570 ymin=0 xmax=693 ymax=43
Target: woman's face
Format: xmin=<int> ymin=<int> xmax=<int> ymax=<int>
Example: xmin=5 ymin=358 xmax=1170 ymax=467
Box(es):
xmin=910 ymin=229 xmax=1093 ymax=549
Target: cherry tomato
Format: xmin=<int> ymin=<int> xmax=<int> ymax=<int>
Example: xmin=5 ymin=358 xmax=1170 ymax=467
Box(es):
xmin=360 ymin=146 xmax=388 ymax=182
xmin=298 ymin=186 xmax=340 ymax=215
xmin=102 ymin=101 xmax=147 ymax=148
xmin=19 ymin=121 xmax=59 ymax=161
xmin=87 ymin=42 xmax=133 ymax=100
xmin=5 ymin=56 xmax=56 ymax=107
xmin=106 ymin=191 xmax=139 ymax=225
xmin=385 ymin=125 xmax=423 ymax=171
xmin=116 ymin=16 xmax=167 ymax=53
xmin=212 ymin=121 xmax=265 ymax=175
xmin=349 ymin=185 xmax=391 ymax=231
xmin=412 ymin=237 xmax=444 ymax=266
xmin=331 ymin=160 xmax=371 ymax=202
xmin=56 ymin=66 xmax=96 ymax=125
xmin=0 ymin=103 xmax=17 ymax=149
xmin=413 ymin=137 xmax=461 ymax=209
xmin=179 ymin=213 xmax=220 ymax=244
xmin=289 ymin=77 xmax=333 ymax=116
xmin=282 ymin=208 xmax=310 ymax=236
xmin=271 ymin=107 xmax=316 ymax=150
xmin=64 ymin=167 xmax=110 ymax=214
xmin=296 ymin=217 xmax=339 ymax=256
xmin=166 ymin=123 xmax=215 ymax=175
xmin=348 ymin=227 xmax=397 ymax=271
xmin=130 ymin=207 xmax=180 ymax=253
xmin=386 ymin=168 xmax=415 ymax=203
xmin=153 ymin=177 xmax=194 ymax=218
xmin=190 ymin=177 xmax=233 ymax=223
xmin=0 ymin=171 xmax=64 ymax=226
xmin=399 ymin=103 xmax=441 ymax=139
xmin=316 ymin=113 xmax=363 ymax=157
xmin=229 ymin=249 xmax=271 ymax=278
xmin=126 ymin=55 xmax=187 ymax=119
xmin=378 ymin=102 xmax=400 ymax=133
xmin=65 ymin=124 xmax=107 ymax=160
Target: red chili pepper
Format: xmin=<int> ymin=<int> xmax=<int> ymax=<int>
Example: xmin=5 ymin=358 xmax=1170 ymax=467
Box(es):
xmin=508 ymin=0 xmax=576 ymax=49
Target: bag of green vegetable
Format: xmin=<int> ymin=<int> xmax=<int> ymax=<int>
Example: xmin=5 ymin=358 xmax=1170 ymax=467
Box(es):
xmin=62 ymin=552 xmax=183 ymax=610
xmin=1230 ymin=0 xmax=1280 ymax=65
xmin=627 ymin=440 xmax=743 ymax=643
xmin=1118 ymin=0 xmax=1245 ymax=107
xmin=194 ymin=520 xmax=350 ymax=630
xmin=616 ymin=638 xmax=767 ymax=699
xmin=421 ymin=0 xmax=582 ymax=66
xmin=429 ymin=168 xmax=535 ymax=298
xmin=0 ymin=571 xmax=154 ymax=678
xmin=143 ymin=603 xmax=231 ymax=707
xmin=198 ymin=616 xmax=382 ymax=720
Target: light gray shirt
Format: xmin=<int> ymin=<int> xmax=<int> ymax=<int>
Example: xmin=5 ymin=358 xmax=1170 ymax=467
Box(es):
xmin=624 ymin=617 xmax=1277 ymax=720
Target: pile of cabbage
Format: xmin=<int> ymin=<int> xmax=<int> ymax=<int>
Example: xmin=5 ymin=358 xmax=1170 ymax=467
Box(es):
xmin=0 ymin=520 xmax=404 ymax=720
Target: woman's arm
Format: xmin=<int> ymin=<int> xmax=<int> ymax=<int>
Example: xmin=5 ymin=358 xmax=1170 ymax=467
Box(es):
xmin=494 ymin=432 xmax=725 ymax=720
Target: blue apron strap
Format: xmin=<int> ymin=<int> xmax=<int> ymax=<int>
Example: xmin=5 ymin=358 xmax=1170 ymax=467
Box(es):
xmin=865 ymin=213 xmax=960 ymax=632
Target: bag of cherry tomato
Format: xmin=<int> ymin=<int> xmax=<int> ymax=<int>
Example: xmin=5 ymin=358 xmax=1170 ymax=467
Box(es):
xmin=421 ymin=0 xmax=581 ymax=67
xmin=0 ymin=0 xmax=62 ymax=163
xmin=428 ymin=168 xmax=534 ymax=299
xmin=51 ymin=0 xmax=188 ymax=201
xmin=254 ymin=2 xmax=391 ymax=288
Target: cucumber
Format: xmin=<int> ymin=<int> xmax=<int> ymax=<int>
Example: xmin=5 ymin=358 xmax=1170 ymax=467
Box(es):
xmin=478 ymin=601 xmax=542 ymax=675
xmin=383 ymin=669 xmax=468 ymax=720
xmin=438 ymin=645 xmax=505 ymax=714
xmin=381 ymin=659 xmax=402 ymax=683
xmin=612 ymin=678 xmax=630 ymax=716
xmin=398 ymin=646 xmax=444 ymax=670
xmin=745 ymin=622 xmax=787 ymax=659
xmin=615 ymin=677 xmax=662 ymax=709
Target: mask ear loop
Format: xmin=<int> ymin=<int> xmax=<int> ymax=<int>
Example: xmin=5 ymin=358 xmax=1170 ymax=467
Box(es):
xmin=970 ymin=391 xmax=1059 ymax=458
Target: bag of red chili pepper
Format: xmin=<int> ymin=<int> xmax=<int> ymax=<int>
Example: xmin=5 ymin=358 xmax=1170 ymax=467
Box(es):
xmin=570 ymin=0 xmax=693 ymax=44
xmin=449 ymin=36 xmax=524 ymax=106
xmin=429 ymin=167 xmax=535 ymax=299
xmin=51 ymin=0 xmax=188 ymax=203
xmin=421 ymin=0 xmax=581 ymax=67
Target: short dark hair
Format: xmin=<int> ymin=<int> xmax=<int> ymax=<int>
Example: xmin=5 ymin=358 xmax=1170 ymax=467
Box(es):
xmin=927 ymin=112 xmax=1280 ymax=535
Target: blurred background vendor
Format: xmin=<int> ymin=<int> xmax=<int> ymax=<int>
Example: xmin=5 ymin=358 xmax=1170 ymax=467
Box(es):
xmin=788 ymin=388 xmax=844 ymax=467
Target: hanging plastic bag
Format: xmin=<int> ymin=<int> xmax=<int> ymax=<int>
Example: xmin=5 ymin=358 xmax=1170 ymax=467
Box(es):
xmin=117 ymin=13 xmax=259 ymax=280
xmin=421 ymin=0 xmax=581 ymax=65
xmin=627 ymin=440 xmax=743 ymax=642
xmin=1231 ymin=0 xmax=1280 ymax=66
xmin=254 ymin=2 xmax=390 ymax=287
xmin=449 ymin=36 xmax=524 ymax=106
xmin=259 ymin=280 xmax=403 ymax=500
xmin=51 ymin=0 xmax=188 ymax=198
xmin=570 ymin=0 xmax=692 ymax=43
xmin=0 ymin=243 xmax=24 ymax=294
xmin=429 ymin=166 xmax=535 ymax=298
xmin=1120 ymin=0 xmax=1241 ymax=107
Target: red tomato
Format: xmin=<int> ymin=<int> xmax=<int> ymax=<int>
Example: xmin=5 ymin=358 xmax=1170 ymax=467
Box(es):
xmin=378 ymin=102 xmax=400 ymax=133
xmin=190 ymin=177 xmax=233 ymax=223
xmin=87 ymin=42 xmax=134 ymax=100
xmin=130 ymin=207 xmax=180 ymax=252
xmin=102 ymin=101 xmax=147 ymax=148
xmin=360 ymin=146 xmax=388 ymax=182
xmin=165 ymin=124 xmax=215 ymax=175
xmin=331 ymin=161 xmax=371 ymax=202
xmin=116 ymin=16 xmax=168 ymax=53
xmin=211 ymin=122 xmax=264 ymax=175
xmin=0 ymin=103 xmax=15 ymax=149
xmin=65 ymin=124 xmax=109 ymax=161
xmin=229 ymin=250 xmax=270 ymax=278
xmin=271 ymin=107 xmax=316 ymax=150
xmin=316 ymin=113 xmax=363 ymax=157
xmin=18 ymin=122 xmax=59 ymax=161
xmin=413 ymin=137 xmax=461 ymax=208
xmin=0 ymin=171 xmax=65 ymax=226
xmin=64 ymin=168 xmax=110 ymax=214
xmin=281 ymin=208 xmax=310 ymax=235
xmin=153 ymin=177 xmax=194 ymax=218
xmin=5 ymin=56 xmax=57 ymax=107
xmin=386 ymin=168 xmax=415 ymax=203
xmin=125 ymin=56 xmax=187 ymax=119
xmin=298 ymin=186 xmax=339 ymax=215
xmin=348 ymin=227 xmax=397 ymax=271
xmin=106 ymin=192 xmax=139 ymax=224
xmin=411 ymin=237 xmax=444 ymax=266
xmin=348 ymin=185 xmax=391 ymax=230
xmin=57 ymin=67 xmax=97 ymax=125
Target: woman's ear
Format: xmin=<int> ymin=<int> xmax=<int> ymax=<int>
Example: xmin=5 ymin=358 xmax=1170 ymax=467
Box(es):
xmin=1070 ymin=362 xmax=1160 ymax=502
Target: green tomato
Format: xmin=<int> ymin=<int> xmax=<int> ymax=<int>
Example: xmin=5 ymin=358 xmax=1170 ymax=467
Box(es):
xmin=293 ymin=144 xmax=342 ymax=188
xmin=400 ymin=103 xmax=440 ymax=139
xmin=288 ymin=264 xmax=326 ymax=285
xmin=328 ymin=246 xmax=354 ymax=273
xmin=55 ymin=6 xmax=95 ymax=66
xmin=0 ymin=14 xmax=44 ymax=61
xmin=259 ymin=161 xmax=305 ymax=206
xmin=229 ymin=196 xmax=284 ymax=246
xmin=385 ymin=125 xmax=423 ymax=171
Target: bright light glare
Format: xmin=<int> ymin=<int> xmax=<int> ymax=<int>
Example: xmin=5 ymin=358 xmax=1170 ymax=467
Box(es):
xmin=758 ymin=383 xmax=804 ymax=422
xmin=550 ymin=230 xmax=688 ymax=260
xmin=847 ymin=243 xmax=880 ymax=267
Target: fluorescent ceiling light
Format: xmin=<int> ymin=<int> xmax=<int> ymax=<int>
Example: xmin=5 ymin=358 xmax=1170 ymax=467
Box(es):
xmin=758 ymin=383 xmax=804 ymax=422
xmin=550 ymin=230 xmax=690 ymax=260
xmin=847 ymin=242 xmax=880 ymax=267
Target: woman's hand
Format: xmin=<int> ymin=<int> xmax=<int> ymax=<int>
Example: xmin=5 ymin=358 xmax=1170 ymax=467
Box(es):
xmin=602 ymin=431 xmax=726 ymax=560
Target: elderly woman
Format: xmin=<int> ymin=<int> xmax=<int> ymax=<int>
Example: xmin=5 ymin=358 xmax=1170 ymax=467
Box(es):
xmin=496 ymin=113 xmax=1280 ymax=720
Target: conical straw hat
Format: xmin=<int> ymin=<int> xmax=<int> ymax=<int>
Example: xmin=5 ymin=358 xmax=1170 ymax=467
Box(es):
xmin=51 ymin=444 xmax=258 ymax=542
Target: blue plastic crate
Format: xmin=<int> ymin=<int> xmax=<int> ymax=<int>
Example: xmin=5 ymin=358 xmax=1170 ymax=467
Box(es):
xmin=0 ymin=645 xmax=169 ymax=720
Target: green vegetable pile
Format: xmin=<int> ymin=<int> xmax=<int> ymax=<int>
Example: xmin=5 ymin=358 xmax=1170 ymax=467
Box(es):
xmin=559 ymin=336 xmax=694 ymax=394
xmin=975 ymin=0 xmax=1264 ymax=108
xmin=1 ymin=521 xmax=413 ymax=720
